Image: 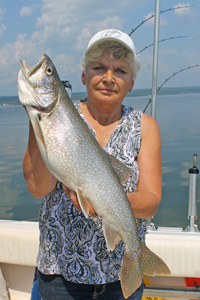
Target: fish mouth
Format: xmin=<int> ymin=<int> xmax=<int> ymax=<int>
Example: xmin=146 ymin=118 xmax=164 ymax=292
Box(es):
xmin=31 ymin=105 xmax=48 ymax=113
xmin=19 ymin=54 xmax=58 ymax=113
xmin=20 ymin=54 xmax=47 ymax=78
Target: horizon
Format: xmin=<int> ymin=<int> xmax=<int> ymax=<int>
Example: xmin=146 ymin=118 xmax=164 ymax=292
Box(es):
xmin=1 ymin=85 xmax=200 ymax=99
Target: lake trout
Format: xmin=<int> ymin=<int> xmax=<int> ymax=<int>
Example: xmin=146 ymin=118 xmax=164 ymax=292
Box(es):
xmin=17 ymin=54 xmax=170 ymax=299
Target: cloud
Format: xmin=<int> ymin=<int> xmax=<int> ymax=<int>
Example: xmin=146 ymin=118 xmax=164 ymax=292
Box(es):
xmin=94 ymin=15 xmax=123 ymax=32
xmin=75 ymin=28 xmax=92 ymax=51
xmin=157 ymin=60 xmax=170 ymax=75
xmin=174 ymin=3 xmax=195 ymax=23
xmin=144 ymin=12 xmax=154 ymax=26
xmin=0 ymin=6 xmax=5 ymax=19
xmin=0 ymin=0 xmax=140 ymax=94
xmin=160 ymin=49 xmax=179 ymax=55
xmin=0 ymin=32 xmax=78 ymax=93
xmin=139 ymin=52 xmax=154 ymax=71
xmin=37 ymin=0 xmax=126 ymax=28
xmin=75 ymin=16 xmax=124 ymax=51
xmin=53 ymin=53 xmax=80 ymax=77
xmin=19 ymin=6 xmax=37 ymax=17
xmin=31 ymin=0 xmax=134 ymax=50
xmin=36 ymin=0 xmax=144 ymax=28
xmin=0 ymin=24 xmax=7 ymax=38
xmin=183 ymin=47 xmax=200 ymax=67
xmin=174 ymin=3 xmax=192 ymax=15
xmin=0 ymin=34 xmax=50 ymax=88
xmin=144 ymin=12 xmax=167 ymax=26
xmin=0 ymin=6 xmax=5 ymax=23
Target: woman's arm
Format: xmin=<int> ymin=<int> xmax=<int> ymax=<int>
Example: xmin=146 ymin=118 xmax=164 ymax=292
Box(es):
xmin=127 ymin=113 xmax=162 ymax=219
xmin=22 ymin=121 xmax=57 ymax=198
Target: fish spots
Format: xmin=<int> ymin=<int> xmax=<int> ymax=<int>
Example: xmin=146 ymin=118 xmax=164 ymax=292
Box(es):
xmin=129 ymin=250 xmax=141 ymax=260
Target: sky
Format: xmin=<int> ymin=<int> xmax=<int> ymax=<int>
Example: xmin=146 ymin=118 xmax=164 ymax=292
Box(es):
xmin=0 ymin=0 xmax=200 ymax=96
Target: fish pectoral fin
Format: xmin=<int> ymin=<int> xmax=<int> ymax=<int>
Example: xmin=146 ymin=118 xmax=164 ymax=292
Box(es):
xmin=34 ymin=116 xmax=46 ymax=149
xmin=76 ymin=188 xmax=90 ymax=218
xmin=29 ymin=114 xmax=46 ymax=155
xmin=107 ymin=154 xmax=134 ymax=184
xmin=102 ymin=219 xmax=121 ymax=252
xmin=27 ymin=106 xmax=47 ymax=156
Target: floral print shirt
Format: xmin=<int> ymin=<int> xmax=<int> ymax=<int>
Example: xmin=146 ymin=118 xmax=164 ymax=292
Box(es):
xmin=37 ymin=104 xmax=146 ymax=284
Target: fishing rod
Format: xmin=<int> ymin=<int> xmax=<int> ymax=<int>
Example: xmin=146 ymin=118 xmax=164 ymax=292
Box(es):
xmin=143 ymin=64 xmax=200 ymax=113
xmin=129 ymin=5 xmax=193 ymax=36
xmin=137 ymin=35 xmax=188 ymax=55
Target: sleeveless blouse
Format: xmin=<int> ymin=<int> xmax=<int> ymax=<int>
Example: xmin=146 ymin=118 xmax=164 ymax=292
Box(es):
xmin=37 ymin=104 xmax=146 ymax=284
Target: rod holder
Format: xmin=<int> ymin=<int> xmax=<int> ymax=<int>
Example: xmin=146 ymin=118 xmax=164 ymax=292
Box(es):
xmin=187 ymin=153 xmax=199 ymax=232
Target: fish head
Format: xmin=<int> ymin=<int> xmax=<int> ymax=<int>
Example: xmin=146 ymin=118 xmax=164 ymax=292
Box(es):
xmin=18 ymin=53 xmax=62 ymax=113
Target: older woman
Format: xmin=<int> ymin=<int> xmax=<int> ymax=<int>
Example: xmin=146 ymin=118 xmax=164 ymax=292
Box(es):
xmin=24 ymin=29 xmax=161 ymax=300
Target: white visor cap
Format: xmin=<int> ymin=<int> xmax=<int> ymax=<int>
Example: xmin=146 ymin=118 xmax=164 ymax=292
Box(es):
xmin=85 ymin=29 xmax=136 ymax=55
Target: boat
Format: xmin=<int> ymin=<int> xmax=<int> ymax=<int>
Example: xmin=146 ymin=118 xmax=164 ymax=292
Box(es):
xmin=1 ymin=1 xmax=200 ymax=299
xmin=1 ymin=178 xmax=200 ymax=300
xmin=0 ymin=220 xmax=38 ymax=300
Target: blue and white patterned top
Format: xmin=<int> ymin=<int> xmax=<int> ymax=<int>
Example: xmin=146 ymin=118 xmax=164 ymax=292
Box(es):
xmin=37 ymin=104 xmax=146 ymax=284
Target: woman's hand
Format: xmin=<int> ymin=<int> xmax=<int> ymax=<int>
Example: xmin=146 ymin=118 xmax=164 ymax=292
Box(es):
xmin=62 ymin=184 xmax=97 ymax=217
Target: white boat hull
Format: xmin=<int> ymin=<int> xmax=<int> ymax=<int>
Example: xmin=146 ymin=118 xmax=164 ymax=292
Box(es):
xmin=1 ymin=221 xmax=200 ymax=299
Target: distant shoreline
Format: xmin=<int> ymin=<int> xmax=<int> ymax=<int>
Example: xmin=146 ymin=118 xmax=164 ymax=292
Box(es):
xmin=1 ymin=86 xmax=200 ymax=106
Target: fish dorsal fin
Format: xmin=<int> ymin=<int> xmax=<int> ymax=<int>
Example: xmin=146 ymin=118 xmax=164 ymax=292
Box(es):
xmin=76 ymin=188 xmax=90 ymax=218
xmin=102 ymin=219 xmax=121 ymax=252
xmin=107 ymin=154 xmax=134 ymax=184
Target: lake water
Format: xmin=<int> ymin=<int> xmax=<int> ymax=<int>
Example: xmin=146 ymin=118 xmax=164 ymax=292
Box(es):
xmin=0 ymin=93 xmax=200 ymax=228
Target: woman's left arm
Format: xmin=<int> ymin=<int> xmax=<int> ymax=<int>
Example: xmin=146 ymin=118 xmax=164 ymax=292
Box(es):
xmin=127 ymin=113 xmax=162 ymax=219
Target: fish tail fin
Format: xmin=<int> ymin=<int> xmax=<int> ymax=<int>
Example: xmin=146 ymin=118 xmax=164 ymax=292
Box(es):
xmin=120 ymin=251 xmax=143 ymax=299
xmin=140 ymin=242 xmax=171 ymax=277
xmin=120 ymin=243 xmax=170 ymax=299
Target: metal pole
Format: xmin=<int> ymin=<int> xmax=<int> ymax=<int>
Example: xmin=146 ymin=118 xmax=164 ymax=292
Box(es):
xmin=187 ymin=153 xmax=199 ymax=231
xmin=151 ymin=0 xmax=160 ymax=119
xmin=147 ymin=0 xmax=160 ymax=229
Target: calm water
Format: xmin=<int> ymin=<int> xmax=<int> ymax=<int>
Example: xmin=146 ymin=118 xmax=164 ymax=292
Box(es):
xmin=0 ymin=93 xmax=200 ymax=228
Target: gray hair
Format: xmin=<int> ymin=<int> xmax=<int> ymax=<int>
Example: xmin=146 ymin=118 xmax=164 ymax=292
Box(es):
xmin=80 ymin=41 xmax=141 ymax=79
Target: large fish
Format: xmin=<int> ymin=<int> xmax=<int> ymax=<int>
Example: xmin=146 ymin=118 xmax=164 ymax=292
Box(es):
xmin=18 ymin=54 xmax=170 ymax=299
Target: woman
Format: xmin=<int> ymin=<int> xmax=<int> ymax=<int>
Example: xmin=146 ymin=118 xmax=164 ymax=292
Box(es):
xmin=24 ymin=29 xmax=162 ymax=300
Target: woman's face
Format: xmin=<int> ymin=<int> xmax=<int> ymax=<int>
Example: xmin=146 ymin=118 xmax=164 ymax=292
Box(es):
xmin=82 ymin=55 xmax=134 ymax=106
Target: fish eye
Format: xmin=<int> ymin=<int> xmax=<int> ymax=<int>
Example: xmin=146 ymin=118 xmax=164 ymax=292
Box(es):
xmin=46 ymin=67 xmax=53 ymax=75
